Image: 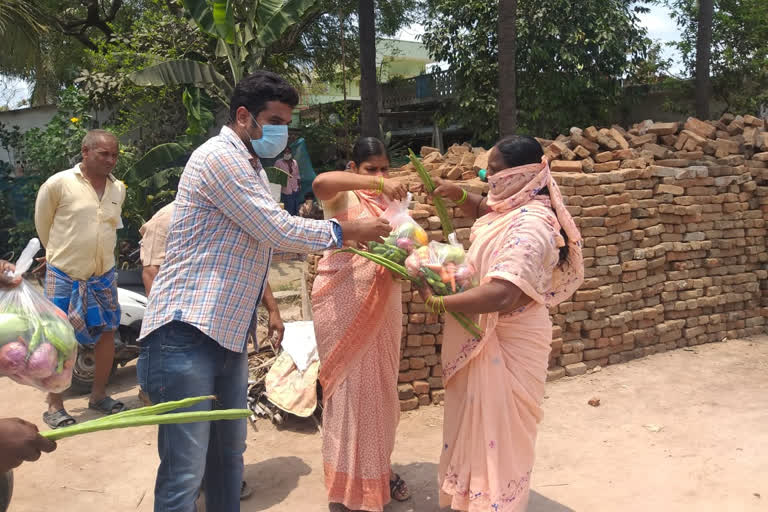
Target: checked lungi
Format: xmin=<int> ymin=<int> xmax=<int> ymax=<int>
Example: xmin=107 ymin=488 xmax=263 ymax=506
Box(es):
xmin=45 ymin=264 xmax=121 ymax=345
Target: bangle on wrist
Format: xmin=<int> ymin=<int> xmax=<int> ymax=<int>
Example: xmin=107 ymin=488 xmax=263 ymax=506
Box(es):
xmin=427 ymin=295 xmax=446 ymax=314
xmin=372 ymin=176 xmax=384 ymax=195
xmin=455 ymin=188 xmax=468 ymax=205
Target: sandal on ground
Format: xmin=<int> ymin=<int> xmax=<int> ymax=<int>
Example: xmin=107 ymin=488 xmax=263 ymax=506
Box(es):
xmin=88 ymin=396 xmax=127 ymax=415
xmin=390 ymin=473 xmax=410 ymax=501
xmin=43 ymin=409 xmax=76 ymax=429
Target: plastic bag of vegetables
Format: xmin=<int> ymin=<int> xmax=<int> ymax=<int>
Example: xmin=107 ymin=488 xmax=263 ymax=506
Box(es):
xmin=379 ymin=192 xmax=429 ymax=253
xmin=0 ymin=239 xmax=77 ymax=393
xmin=405 ymin=234 xmax=476 ymax=295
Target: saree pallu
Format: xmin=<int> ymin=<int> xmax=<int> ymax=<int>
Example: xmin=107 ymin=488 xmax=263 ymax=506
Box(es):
xmin=311 ymin=192 xmax=402 ymax=511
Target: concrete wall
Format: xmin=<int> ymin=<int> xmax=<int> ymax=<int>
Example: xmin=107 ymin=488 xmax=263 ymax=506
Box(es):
xmin=0 ymin=105 xmax=58 ymax=165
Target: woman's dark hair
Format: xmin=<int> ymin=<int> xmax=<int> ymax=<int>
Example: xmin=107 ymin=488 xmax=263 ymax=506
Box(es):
xmin=229 ymin=70 xmax=299 ymax=122
xmin=537 ymin=186 xmax=570 ymax=265
xmin=495 ymin=135 xmax=544 ymax=168
xmin=351 ymin=137 xmax=388 ymax=166
xmin=334 ymin=159 xmax=348 ymax=171
xmin=304 ymin=192 xmax=315 ymax=201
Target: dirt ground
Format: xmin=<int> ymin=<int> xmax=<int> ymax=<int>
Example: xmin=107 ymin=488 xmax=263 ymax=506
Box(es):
xmin=4 ymin=336 xmax=766 ymax=512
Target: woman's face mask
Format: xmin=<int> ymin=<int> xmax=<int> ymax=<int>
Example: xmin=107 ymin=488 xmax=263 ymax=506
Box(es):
xmin=249 ymin=114 xmax=288 ymax=158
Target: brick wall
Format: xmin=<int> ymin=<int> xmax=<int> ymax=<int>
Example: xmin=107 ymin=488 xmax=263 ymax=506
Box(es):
xmin=306 ymin=114 xmax=768 ymax=410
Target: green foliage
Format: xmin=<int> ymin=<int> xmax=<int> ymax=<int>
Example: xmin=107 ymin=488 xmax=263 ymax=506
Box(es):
xmin=264 ymin=166 xmax=289 ymax=187
xmin=0 ymin=84 xmax=213 ymax=256
xmin=666 ymin=0 xmax=768 ymax=114
xmin=0 ymin=0 xmax=142 ymax=106
xmin=0 ymin=0 xmax=47 ymax=38
xmin=301 ymin=118 xmax=338 ymax=164
xmin=422 ymin=0 xmax=653 ymax=142
xmin=129 ymin=0 xmax=321 ymax=101
xmin=0 ymin=88 xmax=90 ymax=256
xmin=79 ymin=3 xmax=213 ymax=148
xmin=300 ymin=101 xmax=360 ymax=164
xmin=21 ymin=88 xmax=91 ymax=179
xmin=0 ymin=123 xmax=23 ymax=162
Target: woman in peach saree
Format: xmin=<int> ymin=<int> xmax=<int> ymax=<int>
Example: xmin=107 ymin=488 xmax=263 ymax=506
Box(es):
xmin=311 ymin=137 xmax=411 ymax=511
xmin=417 ymin=135 xmax=584 ymax=511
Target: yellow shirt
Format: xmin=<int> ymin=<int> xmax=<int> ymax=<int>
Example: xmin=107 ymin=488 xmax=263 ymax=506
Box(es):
xmin=34 ymin=164 xmax=126 ymax=280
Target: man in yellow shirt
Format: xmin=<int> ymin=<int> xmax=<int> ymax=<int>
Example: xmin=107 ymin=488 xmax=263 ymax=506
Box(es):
xmin=34 ymin=130 xmax=127 ymax=428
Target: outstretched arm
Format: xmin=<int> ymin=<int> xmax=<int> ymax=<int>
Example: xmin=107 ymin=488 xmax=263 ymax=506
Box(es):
xmin=313 ymin=172 xmax=408 ymax=202
xmin=432 ymin=178 xmax=489 ymax=219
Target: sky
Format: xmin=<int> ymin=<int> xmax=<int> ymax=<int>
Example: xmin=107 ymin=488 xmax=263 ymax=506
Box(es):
xmin=1 ymin=4 xmax=683 ymax=109
xmin=0 ymin=77 xmax=32 ymax=110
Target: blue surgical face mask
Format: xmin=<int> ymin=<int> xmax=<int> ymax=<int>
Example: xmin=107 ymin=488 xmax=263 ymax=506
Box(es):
xmin=249 ymin=115 xmax=288 ymax=158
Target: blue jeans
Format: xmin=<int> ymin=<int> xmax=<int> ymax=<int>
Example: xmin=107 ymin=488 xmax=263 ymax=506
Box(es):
xmin=137 ymin=321 xmax=248 ymax=512
xmin=281 ymin=191 xmax=301 ymax=216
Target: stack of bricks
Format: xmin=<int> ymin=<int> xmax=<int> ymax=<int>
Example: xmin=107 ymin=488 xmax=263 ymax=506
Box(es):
xmin=304 ymin=114 xmax=768 ymax=411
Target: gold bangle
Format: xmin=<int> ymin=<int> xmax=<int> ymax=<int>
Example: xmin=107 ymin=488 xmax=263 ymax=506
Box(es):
xmin=427 ymin=295 xmax=437 ymax=314
xmin=455 ymin=188 xmax=468 ymax=206
xmin=428 ymin=295 xmax=446 ymax=314
xmin=372 ymin=176 xmax=384 ymax=195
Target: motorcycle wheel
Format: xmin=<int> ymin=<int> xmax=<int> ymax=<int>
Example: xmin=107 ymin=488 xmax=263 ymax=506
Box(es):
xmin=69 ymin=345 xmax=118 ymax=395
xmin=0 ymin=471 xmax=12 ymax=512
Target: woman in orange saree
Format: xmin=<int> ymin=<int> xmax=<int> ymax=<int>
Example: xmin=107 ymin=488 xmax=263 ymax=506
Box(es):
xmin=417 ymin=135 xmax=584 ymax=511
xmin=311 ymin=137 xmax=411 ymax=511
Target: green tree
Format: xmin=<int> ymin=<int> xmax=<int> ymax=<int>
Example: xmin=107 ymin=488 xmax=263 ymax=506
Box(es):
xmin=667 ymin=0 xmax=768 ymax=115
xmin=77 ymin=2 xmax=213 ymax=149
xmin=422 ymin=0 xmax=651 ymax=142
xmin=0 ymin=0 xmax=47 ymax=36
xmin=128 ymin=0 xmax=321 ymax=105
xmin=0 ymin=0 xmax=145 ymax=105
xmin=295 ymin=0 xmax=423 ymax=85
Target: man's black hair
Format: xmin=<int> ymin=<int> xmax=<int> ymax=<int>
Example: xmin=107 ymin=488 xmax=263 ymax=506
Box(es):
xmin=229 ymin=70 xmax=299 ymax=122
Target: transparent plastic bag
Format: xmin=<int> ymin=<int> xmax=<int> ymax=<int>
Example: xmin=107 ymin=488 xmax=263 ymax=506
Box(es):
xmin=0 ymin=239 xmax=77 ymax=393
xmin=405 ymin=233 xmax=476 ymax=295
xmin=380 ymin=192 xmax=429 ymax=252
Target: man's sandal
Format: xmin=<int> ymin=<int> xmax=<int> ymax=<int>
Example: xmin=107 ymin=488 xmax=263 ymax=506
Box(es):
xmin=88 ymin=396 xmax=127 ymax=415
xmin=43 ymin=409 xmax=76 ymax=429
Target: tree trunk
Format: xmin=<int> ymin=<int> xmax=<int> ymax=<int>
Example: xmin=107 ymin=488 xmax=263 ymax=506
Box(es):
xmin=498 ymin=0 xmax=518 ymax=137
xmin=358 ymin=0 xmax=379 ymax=138
xmin=695 ymin=0 xmax=713 ymax=119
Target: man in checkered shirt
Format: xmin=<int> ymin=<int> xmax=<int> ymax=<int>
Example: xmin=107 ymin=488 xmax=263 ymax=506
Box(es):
xmin=138 ymin=70 xmax=390 ymax=512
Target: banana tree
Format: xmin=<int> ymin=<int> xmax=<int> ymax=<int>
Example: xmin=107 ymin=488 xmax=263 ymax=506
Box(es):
xmin=115 ymin=86 xmax=216 ymax=232
xmin=128 ymin=0 xmax=319 ymax=107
